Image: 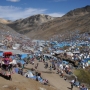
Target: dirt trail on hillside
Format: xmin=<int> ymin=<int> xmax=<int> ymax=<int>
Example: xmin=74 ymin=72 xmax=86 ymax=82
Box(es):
xmin=0 ymin=73 xmax=56 ymax=90
xmin=25 ymin=60 xmax=79 ymax=90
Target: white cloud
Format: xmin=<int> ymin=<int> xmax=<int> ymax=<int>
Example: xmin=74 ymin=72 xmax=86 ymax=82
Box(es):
xmin=6 ymin=0 xmax=20 ymax=2
xmin=48 ymin=13 xmax=64 ymax=17
xmin=0 ymin=6 xmax=47 ymax=20
xmin=0 ymin=6 xmax=64 ymax=20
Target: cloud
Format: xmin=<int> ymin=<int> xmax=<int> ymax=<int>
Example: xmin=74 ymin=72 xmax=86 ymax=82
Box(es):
xmin=0 ymin=6 xmax=64 ymax=20
xmin=0 ymin=6 xmax=47 ymax=20
xmin=6 ymin=0 xmax=20 ymax=2
xmin=48 ymin=13 xmax=64 ymax=17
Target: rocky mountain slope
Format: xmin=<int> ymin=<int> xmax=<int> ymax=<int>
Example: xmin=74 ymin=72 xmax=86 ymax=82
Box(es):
xmin=0 ymin=23 xmax=23 ymax=42
xmin=8 ymin=14 xmax=55 ymax=34
xmin=7 ymin=5 xmax=90 ymax=40
xmin=64 ymin=5 xmax=90 ymax=17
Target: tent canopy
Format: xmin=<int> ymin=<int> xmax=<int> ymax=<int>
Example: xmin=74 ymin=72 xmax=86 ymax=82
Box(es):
xmin=21 ymin=54 xmax=28 ymax=59
xmin=17 ymin=60 xmax=26 ymax=64
xmin=24 ymin=71 xmax=33 ymax=78
xmin=0 ymin=51 xmax=3 ymax=56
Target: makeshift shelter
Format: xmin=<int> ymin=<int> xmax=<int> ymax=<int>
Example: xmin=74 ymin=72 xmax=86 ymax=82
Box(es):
xmin=62 ymin=60 xmax=69 ymax=65
xmin=82 ymin=58 xmax=90 ymax=64
xmin=31 ymin=75 xmax=43 ymax=82
xmin=12 ymin=43 xmax=20 ymax=50
xmin=9 ymin=59 xmax=17 ymax=64
xmin=17 ymin=60 xmax=26 ymax=65
xmin=43 ymin=54 xmax=57 ymax=60
xmin=73 ymin=51 xmax=80 ymax=54
xmin=66 ymin=52 xmax=73 ymax=56
xmin=54 ymin=50 xmax=64 ymax=54
xmin=0 ymin=51 xmax=3 ymax=56
xmin=24 ymin=71 xmax=33 ymax=78
xmin=21 ymin=54 xmax=28 ymax=59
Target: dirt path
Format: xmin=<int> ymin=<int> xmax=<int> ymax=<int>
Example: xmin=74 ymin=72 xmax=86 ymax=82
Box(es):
xmin=25 ymin=60 xmax=79 ymax=90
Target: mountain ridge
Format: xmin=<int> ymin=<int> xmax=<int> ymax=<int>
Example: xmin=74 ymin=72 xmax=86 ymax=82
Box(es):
xmin=0 ymin=5 xmax=90 ymax=40
xmin=64 ymin=5 xmax=90 ymax=17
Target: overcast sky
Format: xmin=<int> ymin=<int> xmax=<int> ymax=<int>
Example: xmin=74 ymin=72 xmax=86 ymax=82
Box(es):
xmin=0 ymin=0 xmax=90 ymax=20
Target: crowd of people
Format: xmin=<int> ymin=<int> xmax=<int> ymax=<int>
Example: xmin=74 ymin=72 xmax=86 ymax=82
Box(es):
xmin=0 ymin=34 xmax=89 ymax=90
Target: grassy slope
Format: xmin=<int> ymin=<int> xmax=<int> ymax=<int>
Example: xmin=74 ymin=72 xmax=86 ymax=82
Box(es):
xmin=74 ymin=68 xmax=90 ymax=87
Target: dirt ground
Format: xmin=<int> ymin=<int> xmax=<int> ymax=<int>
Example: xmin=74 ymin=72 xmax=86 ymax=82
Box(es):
xmin=0 ymin=73 xmax=56 ymax=90
xmin=25 ymin=59 xmax=79 ymax=90
xmin=0 ymin=59 xmax=79 ymax=90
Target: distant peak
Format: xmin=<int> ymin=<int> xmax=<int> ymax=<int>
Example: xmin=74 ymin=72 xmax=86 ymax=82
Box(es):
xmin=64 ymin=5 xmax=90 ymax=17
xmin=85 ymin=5 xmax=90 ymax=8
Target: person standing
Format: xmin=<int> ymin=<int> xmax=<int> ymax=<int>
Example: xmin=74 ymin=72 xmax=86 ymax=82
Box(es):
xmin=70 ymin=79 xmax=75 ymax=90
xmin=71 ymin=82 xmax=73 ymax=90
xmin=49 ymin=65 xmax=52 ymax=71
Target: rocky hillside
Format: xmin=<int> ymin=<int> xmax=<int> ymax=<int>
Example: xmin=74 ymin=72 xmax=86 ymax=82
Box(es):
xmin=0 ymin=23 xmax=23 ymax=42
xmin=64 ymin=5 xmax=90 ymax=17
xmin=8 ymin=14 xmax=55 ymax=34
xmin=7 ymin=5 xmax=90 ymax=40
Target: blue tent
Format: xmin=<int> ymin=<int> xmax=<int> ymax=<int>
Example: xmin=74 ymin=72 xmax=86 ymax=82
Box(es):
xmin=31 ymin=76 xmax=36 ymax=79
xmin=17 ymin=60 xmax=26 ymax=64
xmin=62 ymin=60 xmax=69 ymax=65
xmin=21 ymin=54 xmax=28 ymax=59
xmin=30 ymin=76 xmax=43 ymax=82
xmin=83 ymin=58 xmax=90 ymax=62
xmin=0 ymin=51 xmax=3 ymax=56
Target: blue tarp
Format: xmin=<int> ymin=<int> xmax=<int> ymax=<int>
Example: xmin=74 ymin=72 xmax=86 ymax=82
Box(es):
xmin=21 ymin=54 xmax=28 ymax=59
xmin=83 ymin=58 xmax=90 ymax=62
xmin=0 ymin=51 xmax=3 ymax=56
xmin=30 ymin=76 xmax=43 ymax=81
xmin=62 ymin=60 xmax=69 ymax=64
xmin=17 ymin=60 xmax=26 ymax=64
xmin=10 ymin=55 xmax=15 ymax=59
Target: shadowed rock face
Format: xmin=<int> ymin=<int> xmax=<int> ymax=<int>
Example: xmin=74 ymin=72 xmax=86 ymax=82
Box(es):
xmin=6 ymin=5 xmax=90 ymax=40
